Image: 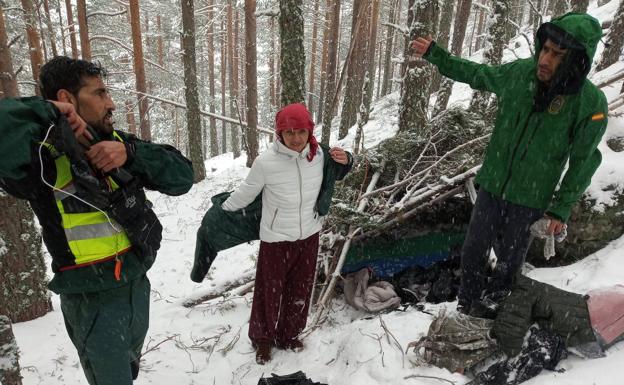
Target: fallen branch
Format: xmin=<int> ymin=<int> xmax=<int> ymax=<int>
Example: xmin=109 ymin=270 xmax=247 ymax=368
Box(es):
xmin=379 ymin=315 xmax=405 ymax=368
xmin=404 ymin=374 xmax=456 ymax=384
xmin=142 ymin=334 xmax=180 ymax=357
xmin=183 ymin=275 xmax=255 ymax=308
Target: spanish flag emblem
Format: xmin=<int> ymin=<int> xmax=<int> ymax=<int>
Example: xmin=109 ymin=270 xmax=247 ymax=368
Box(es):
xmin=591 ymin=112 xmax=605 ymax=121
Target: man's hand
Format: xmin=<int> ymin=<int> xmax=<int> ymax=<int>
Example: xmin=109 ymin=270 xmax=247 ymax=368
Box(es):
xmin=48 ymin=100 xmax=92 ymax=144
xmin=329 ymin=147 xmax=349 ymax=165
xmin=85 ymin=141 xmax=127 ymax=173
xmin=411 ymin=35 xmax=434 ymax=57
xmin=546 ymin=216 xmax=566 ymax=235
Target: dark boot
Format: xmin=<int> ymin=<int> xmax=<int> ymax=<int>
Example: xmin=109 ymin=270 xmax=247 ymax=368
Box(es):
xmin=255 ymin=342 xmax=272 ymax=365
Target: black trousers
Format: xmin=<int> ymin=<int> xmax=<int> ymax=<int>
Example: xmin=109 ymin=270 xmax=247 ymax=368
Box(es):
xmin=458 ymin=188 xmax=544 ymax=308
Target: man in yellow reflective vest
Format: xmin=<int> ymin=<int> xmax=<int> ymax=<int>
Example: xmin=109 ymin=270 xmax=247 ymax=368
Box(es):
xmin=0 ymin=57 xmax=194 ymax=385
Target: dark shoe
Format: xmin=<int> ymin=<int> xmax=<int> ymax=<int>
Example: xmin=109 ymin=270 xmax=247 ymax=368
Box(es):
xmin=130 ymin=358 xmax=140 ymax=380
xmin=255 ymin=342 xmax=272 ymax=365
xmin=457 ymin=303 xmax=471 ymax=315
xmin=276 ymin=339 xmax=304 ymax=352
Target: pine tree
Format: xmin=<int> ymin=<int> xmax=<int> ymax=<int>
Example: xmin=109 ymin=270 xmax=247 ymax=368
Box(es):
xmin=181 ymin=0 xmax=206 ymax=182
xmin=596 ymin=0 xmax=624 ymax=72
xmin=279 ymin=0 xmax=305 ymax=106
xmin=320 ymin=0 xmax=340 ymax=144
xmin=244 ymin=0 xmax=259 ymax=167
xmin=0 ymin=316 xmax=21 ymax=385
xmin=129 ymin=0 xmax=151 ymax=140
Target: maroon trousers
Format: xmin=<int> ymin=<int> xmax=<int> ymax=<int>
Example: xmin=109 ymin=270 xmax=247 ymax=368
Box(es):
xmin=248 ymin=233 xmax=319 ymax=346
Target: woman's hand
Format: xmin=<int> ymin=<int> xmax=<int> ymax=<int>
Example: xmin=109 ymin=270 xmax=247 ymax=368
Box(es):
xmin=329 ymin=147 xmax=349 ymax=165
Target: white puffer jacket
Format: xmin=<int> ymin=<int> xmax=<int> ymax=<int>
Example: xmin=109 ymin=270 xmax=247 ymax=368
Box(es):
xmin=221 ymin=140 xmax=324 ymax=243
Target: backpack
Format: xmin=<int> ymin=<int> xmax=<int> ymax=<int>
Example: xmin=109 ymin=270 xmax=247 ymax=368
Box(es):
xmin=408 ymin=308 xmax=498 ymax=373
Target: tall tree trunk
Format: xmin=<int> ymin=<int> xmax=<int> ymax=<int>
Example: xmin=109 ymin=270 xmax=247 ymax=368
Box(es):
xmin=220 ymin=18 xmax=227 ymax=154
xmin=596 ymin=0 xmax=624 ymax=72
xmin=338 ymin=0 xmax=371 ymax=139
xmin=129 ymin=0 xmax=151 ymax=140
xmin=0 ymin=6 xmax=19 ymax=99
xmin=279 ymin=0 xmax=305 ymax=106
xmin=0 ymin=316 xmax=21 ymax=385
xmin=316 ymin=0 xmax=330 ymax=122
xmin=475 ymin=3 xmax=486 ymax=51
xmin=380 ymin=0 xmax=399 ymax=97
xmin=470 ymin=0 xmax=510 ymax=114
xmin=430 ymin=0 xmax=455 ymax=94
xmin=55 ymin=0 xmax=68 ymax=56
xmin=65 ymin=0 xmax=78 ymax=58
xmin=181 ymin=0 xmax=206 ymax=182
xmin=125 ymin=100 xmax=136 ymax=135
xmin=157 ymin=15 xmax=164 ymax=67
xmin=35 ymin=1 xmax=49 ymax=62
xmin=42 ymin=0 xmax=58 ymax=57
xmin=551 ymin=0 xmax=569 ymax=17
xmin=207 ymin=0 xmax=218 ymax=158
xmin=434 ymin=0 xmax=473 ymax=115
xmin=20 ymin=0 xmax=44 ymax=94
xmin=320 ymin=0 xmax=340 ymax=144
xmin=227 ymin=1 xmax=240 ymax=158
xmin=362 ymin=0 xmax=380 ymax=117
xmin=76 ymin=0 xmax=90 ymax=60
xmin=269 ymin=17 xmax=277 ymax=110
xmin=244 ymin=0 xmax=259 ymax=167
xmin=398 ymin=0 xmax=437 ymax=134
xmin=0 ymin=196 xmax=52 ymax=323
xmin=306 ymin=0 xmax=320 ymax=114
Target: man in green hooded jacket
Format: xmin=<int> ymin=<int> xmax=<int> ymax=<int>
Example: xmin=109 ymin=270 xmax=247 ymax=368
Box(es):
xmin=0 ymin=57 xmax=194 ymax=384
xmin=412 ymin=13 xmax=608 ymax=314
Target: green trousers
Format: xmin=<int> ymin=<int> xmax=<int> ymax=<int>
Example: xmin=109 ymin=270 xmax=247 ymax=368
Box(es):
xmin=60 ymin=274 xmax=150 ymax=385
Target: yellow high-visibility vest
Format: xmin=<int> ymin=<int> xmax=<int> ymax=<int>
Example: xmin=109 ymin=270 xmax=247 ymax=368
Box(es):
xmin=42 ymin=132 xmax=132 ymax=268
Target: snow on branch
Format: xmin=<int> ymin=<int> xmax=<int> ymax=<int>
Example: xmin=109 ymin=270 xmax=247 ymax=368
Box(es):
xmin=107 ymin=85 xmax=274 ymax=135
xmin=381 ymin=22 xmax=409 ymax=36
xmin=256 ymin=8 xmax=279 ymax=17
xmin=87 ymin=9 xmax=127 ymax=18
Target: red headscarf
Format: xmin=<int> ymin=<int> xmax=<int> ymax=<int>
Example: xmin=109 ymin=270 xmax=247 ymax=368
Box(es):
xmin=275 ymin=103 xmax=318 ymax=162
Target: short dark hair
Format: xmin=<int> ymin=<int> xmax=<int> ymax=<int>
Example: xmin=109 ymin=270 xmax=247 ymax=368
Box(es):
xmin=39 ymin=56 xmax=107 ymax=100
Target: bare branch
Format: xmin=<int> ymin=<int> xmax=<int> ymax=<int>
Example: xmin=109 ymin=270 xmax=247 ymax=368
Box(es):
xmin=87 ymin=9 xmax=127 ymax=18
xmin=404 ymin=374 xmax=456 ymax=384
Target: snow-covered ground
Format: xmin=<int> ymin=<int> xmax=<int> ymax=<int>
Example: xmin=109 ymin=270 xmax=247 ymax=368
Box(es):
xmin=11 ymin=1 xmax=624 ymax=384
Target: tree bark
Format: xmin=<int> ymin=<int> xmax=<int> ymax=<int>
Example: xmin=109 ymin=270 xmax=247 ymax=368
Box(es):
xmin=434 ymin=0 xmax=473 ymax=114
xmin=181 ymin=0 xmax=206 ymax=182
xmin=431 ymin=0 xmax=456 ymax=93
xmin=320 ymin=0 xmax=340 ymax=144
xmin=338 ymin=0 xmax=371 ymax=139
xmin=551 ymin=0 xmax=569 ymax=17
xmin=380 ymin=0 xmax=399 ymax=97
xmin=157 ymin=15 xmax=164 ymax=67
xmin=0 ymin=196 xmax=52 ymax=323
xmin=596 ymin=0 xmax=624 ymax=72
xmin=129 ymin=0 xmax=151 ymax=140
xmin=306 ymin=0 xmax=321 ymax=115
xmin=244 ymin=0 xmax=259 ymax=167
xmin=65 ymin=0 xmax=78 ymax=59
xmin=316 ymin=0 xmax=331 ymax=123
xmin=76 ymin=0 xmax=90 ymax=60
xmin=0 ymin=316 xmax=21 ymax=385
xmin=279 ymin=0 xmax=306 ymax=106
xmin=470 ymin=0 xmax=510 ymax=115
xmin=42 ymin=0 xmax=58 ymax=57
xmin=0 ymin=6 xmax=19 ymax=99
xmin=220 ymin=17 xmax=227 ymax=154
xmin=269 ymin=17 xmax=277 ymax=110
xmin=20 ymin=0 xmax=45 ymax=94
xmin=362 ymin=0 xmax=381 ymax=117
xmin=206 ymin=0 xmax=218 ymax=158
xmin=398 ymin=0 xmax=437 ymax=134
xmin=55 ymin=0 xmax=68 ymax=56
xmin=475 ymin=3 xmax=486 ymax=51
xmin=227 ymin=0 xmax=240 ymax=158
xmin=125 ymin=100 xmax=136 ymax=135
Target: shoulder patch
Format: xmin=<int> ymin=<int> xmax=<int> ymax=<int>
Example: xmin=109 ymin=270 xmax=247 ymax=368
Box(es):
xmin=591 ymin=112 xmax=605 ymax=121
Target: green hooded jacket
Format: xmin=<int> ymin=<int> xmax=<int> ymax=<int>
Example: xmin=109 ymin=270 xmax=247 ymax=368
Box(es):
xmin=0 ymin=97 xmax=194 ymax=294
xmin=424 ymin=13 xmax=608 ymax=222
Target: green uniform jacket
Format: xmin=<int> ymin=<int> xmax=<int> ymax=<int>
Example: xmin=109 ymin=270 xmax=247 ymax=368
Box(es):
xmin=190 ymin=144 xmax=352 ymax=282
xmin=0 ymin=97 xmax=194 ymax=294
xmin=424 ymin=13 xmax=608 ymax=222
xmin=493 ymin=275 xmax=596 ymax=357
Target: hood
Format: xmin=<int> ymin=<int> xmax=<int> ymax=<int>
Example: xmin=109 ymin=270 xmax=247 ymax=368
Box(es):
xmin=532 ymin=12 xmax=601 ymax=109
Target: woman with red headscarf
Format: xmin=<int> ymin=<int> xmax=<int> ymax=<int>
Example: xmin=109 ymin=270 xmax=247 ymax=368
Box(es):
xmin=221 ymin=103 xmax=352 ymax=364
